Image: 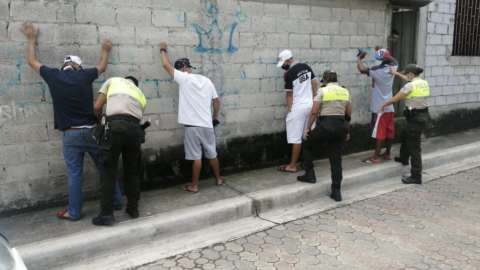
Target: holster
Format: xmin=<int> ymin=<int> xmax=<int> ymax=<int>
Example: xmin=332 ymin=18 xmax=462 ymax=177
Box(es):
xmin=403 ymin=107 xmax=418 ymax=118
xmin=92 ymin=114 xmax=107 ymax=145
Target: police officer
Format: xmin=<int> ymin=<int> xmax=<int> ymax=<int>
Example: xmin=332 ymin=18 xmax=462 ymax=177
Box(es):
xmin=298 ymin=70 xmax=352 ymax=202
xmin=91 ymin=76 xmax=147 ymax=226
xmin=378 ymin=64 xmax=430 ymax=185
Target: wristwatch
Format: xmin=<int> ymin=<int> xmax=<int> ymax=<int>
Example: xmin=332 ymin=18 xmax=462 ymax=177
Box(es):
xmin=160 ymin=48 xmax=167 ymax=53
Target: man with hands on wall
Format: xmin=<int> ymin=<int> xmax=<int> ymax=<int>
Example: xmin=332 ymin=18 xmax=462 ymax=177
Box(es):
xmin=20 ymin=21 xmax=123 ymax=221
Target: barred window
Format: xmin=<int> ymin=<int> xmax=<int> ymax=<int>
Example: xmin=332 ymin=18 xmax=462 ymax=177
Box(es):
xmin=453 ymin=0 xmax=480 ymax=56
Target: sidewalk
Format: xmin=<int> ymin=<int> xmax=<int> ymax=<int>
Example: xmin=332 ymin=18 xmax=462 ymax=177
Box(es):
xmin=1 ymin=128 xmax=480 ymax=270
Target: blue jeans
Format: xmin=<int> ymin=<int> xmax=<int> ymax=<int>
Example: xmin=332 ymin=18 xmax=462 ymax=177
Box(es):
xmin=62 ymin=128 xmax=122 ymax=220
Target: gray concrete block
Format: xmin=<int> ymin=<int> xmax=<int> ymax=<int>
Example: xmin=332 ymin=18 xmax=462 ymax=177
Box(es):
xmin=167 ymin=30 xmax=197 ymax=46
xmin=168 ymin=0 xmax=202 ymax=13
xmin=331 ymin=36 xmax=349 ymax=49
xmin=446 ymin=95 xmax=458 ymax=104
xmin=460 ymin=57 xmax=471 ymax=66
xmin=143 ymin=98 xmax=175 ymax=114
xmin=240 ymin=2 xmax=264 ymax=17
xmin=118 ymin=45 xmax=154 ymax=63
xmin=240 ymin=33 xmax=265 ymax=48
xmin=443 ymin=14 xmax=455 ymax=24
xmin=23 ymin=104 xmax=54 ymax=123
xmin=318 ymin=22 xmax=340 ymax=35
xmin=8 ymin=22 xmax=53 ymax=44
xmin=4 ymin=162 xmax=49 ymax=183
xmin=0 ymin=144 xmax=26 ymax=164
xmin=26 ymin=141 xmax=63 ymax=162
xmin=253 ymin=48 xmax=278 ymax=65
xmin=0 ymin=103 xmax=25 ymax=125
xmin=350 ymin=36 xmax=368 ymax=48
xmin=466 ymin=93 xmax=477 ymax=103
xmin=117 ymin=8 xmax=152 ymax=26
xmin=358 ymin=22 xmax=377 ymax=35
xmin=48 ymin=159 xmax=68 ymax=178
xmin=0 ymin=21 xmax=6 ymax=42
xmin=226 ymin=109 xmax=250 ymax=123
xmin=140 ymin=63 xmax=170 ymax=80
xmin=153 ymin=10 xmax=185 ymax=28
xmin=160 ymin=114 xmax=182 ymax=130
xmin=448 ymin=76 xmax=459 ymax=86
xmin=368 ymin=10 xmax=384 ymax=23
xmin=458 ymin=75 xmax=469 ymax=85
xmin=78 ymin=45 xmax=118 ymax=67
xmin=438 ymin=3 xmax=450 ymax=13
xmin=332 ymin=8 xmax=350 ymax=22
xmin=367 ymin=36 xmax=384 ymax=48
xmin=427 ymin=22 xmax=435 ymax=34
xmin=0 ymin=0 xmax=8 ymax=20
xmin=435 ymin=95 xmax=446 ymax=105
xmin=443 ymin=66 xmax=454 ymax=74
xmin=239 ymin=93 xmax=265 ymax=108
xmin=55 ymin=25 xmax=98 ymax=44
xmin=76 ymin=4 xmax=115 ymax=25
xmin=141 ymin=130 xmax=175 ymax=150
xmin=0 ymin=84 xmax=44 ymax=105
xmin=3 ymin=124 xmax=48 ymax=145
xmin=322 ymin=49 xmax=341 ymax=62
xmin=289 ymin=34 xmax=310 ymax=48
xmin=274 ymin=106 xmax=287 ymax=119
xmin=0 ymin=63 xmax=19 ymax=85
xmin=442 ymin=35 xmax=453 ymax=45
xmin=430 ymin=13 xmax=443 ymax=23
xmin=454 ymin=66 xmax=465 ymax=75
xmin=266 ymin=34 xmax=288 ymax=48
xmin=351 ymin=10 xmax=368 ymax=23
xmin=37 ymin=45 xmax=78 ymax=64
xmin=10 ymin=1 xmax=57 ymax=22
xmin=99 ymin=26 xmax=136 ymax=45
xmin=435 ymin=24 xmax=448 ymax=35
xmin=0 ymin=182 xmax=30 ymax=209
xmin=250 ymin=107 xmax=274 ymax=122
xmin=426 ymin=56 xmax=438 ymax=66
xmin=136 ymin=27 xmax=169 ymax=45
xmin=311 ymin=35 xmax=330 ymax=49
xmin=251 ymin=18 xmax=276 ymax=33
xmin=264 ymin=92 xmax=286 ymax=106
xmin=215 ymin=0 xmax=240 ymax=16
xmin=340 ymin=22 xmax=358 ymax=36
xmin=265 ymin=3 xmax=288 ymax=19
xmin=431 ymin=66 xmax=444 ymax=76
xmin=289 ymin=5 xmax=310 ymax=20
xmin=470 ymin=75 xmax=479 ymax=84
xmin=310 ymin=6 xmax=331 ymax=21
xmin=57 ymin=3 xmax=75 ymax=23
xmin=47 ymin=124 xmax=62 ymax=141
xmin=262 ymin=118 xmax=285 ymax=133
xmin=243 ymin=64 xmax=267 ymax=79
xmin=430 ymin=86 xmax=442 ymax=96
xmin=435 ymin=45 xmax=446 ymax=56
xmin=330 ymin=62 xmax=350 ymax=75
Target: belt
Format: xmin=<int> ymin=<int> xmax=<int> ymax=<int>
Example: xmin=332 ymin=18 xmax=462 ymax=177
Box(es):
xmin=416 ymin=108 xmax=429 ymax=113
xmin=185 ymin=125 xmax=201 ymax=128
xmin=67 ymin=127 xmax=89 ymax=131
xmin=318 ymin=116 xmax=345 ymax=122
xmin=107 ymin=114 xmax=141 ymax=124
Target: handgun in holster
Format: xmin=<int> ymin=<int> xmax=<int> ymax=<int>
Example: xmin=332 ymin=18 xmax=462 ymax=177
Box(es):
xmin=140 ymin=121 xmax=151 ymax=143
xmin=403 ymin=107 xmax=418 ymax=118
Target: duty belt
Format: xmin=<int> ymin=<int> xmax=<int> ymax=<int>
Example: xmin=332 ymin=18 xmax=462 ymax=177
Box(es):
xmin=415 ymin=108 xmax=429 ymax=113
xmin=107 ymin=114 xmax=141 ymax=124
xmin=318 ymin=115 xmax=345 ymax=122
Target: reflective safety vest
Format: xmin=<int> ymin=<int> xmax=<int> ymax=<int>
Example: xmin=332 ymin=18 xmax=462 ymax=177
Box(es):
xmin=404 ymin=79 xmax=430 ymax=100
xmin=107 ymin=77 xmax=146 ymax=109
xmin=322 ymin=84 xmax=350 ymax=103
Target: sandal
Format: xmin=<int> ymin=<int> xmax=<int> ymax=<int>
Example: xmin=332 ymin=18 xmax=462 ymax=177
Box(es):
xmin=277 ymin=165 xmax=296 ymax=173
xmin=216 ymin=177 xmax=226 ymax=186
xmin=361 ymin=157 xmax=381 ymax=164
xmin=380 ymin=154 xmax=392 ymax=160
xmin=181 ymin=186 xmax=198 ymax=194
xmin=57 ymin=210 xmax=75 ymax=221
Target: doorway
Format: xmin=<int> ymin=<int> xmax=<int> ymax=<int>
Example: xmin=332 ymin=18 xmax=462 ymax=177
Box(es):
xmin=391 ymin=8 xmax=419 ymax=115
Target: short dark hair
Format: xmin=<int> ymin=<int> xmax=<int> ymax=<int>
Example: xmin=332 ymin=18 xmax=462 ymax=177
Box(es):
xmin=125 ymin=76 xmax=139 ymax=87
xmin=392 ymin=29 xmax=400 ymax=36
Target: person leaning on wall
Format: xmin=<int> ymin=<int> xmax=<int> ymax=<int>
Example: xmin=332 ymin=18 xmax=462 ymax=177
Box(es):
xmin=377 ymin=64 xmax=431 ymax=185
xmin=19 ymin=21 xmax=123 ymax=221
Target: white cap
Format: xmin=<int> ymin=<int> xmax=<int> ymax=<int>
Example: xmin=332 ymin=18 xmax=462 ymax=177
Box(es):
xmin=64 ymin=55 xmax=83 ymax=67
xmin=277 ymin=50 xmax=293 ymax=67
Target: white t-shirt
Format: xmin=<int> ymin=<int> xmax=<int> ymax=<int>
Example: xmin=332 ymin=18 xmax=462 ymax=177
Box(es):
xmin=174 ymin=69 xmax=219 ymax=128
xmin=368 ymin=62 xmax=398 ymax=112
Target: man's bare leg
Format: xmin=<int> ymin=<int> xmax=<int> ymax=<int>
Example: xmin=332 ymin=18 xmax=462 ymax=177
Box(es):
xmin=381 ymin=138 xmax=393 ymax=159
xmin=186 ymin=159 xmax=202 ymax=192
xmin=209 ymin=157 xmax=224 ymax=185
xmin=285 ymin=143 xmax=301 ymax=171
xmin=371 ymin=139 xmax=384 ymax=161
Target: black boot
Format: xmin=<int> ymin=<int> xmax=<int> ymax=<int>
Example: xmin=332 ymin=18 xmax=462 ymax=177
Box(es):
xmin=92 ymin=214 xmax=116 ymax=226
xmin=394 ymin=156 xmax=409 ymax=166
xmin=297 ymin=170 xmax=316 ymax=183
xmin=126 ymin=208 xmax=139 ymax=219
xmin=330 ymin=189 xmax=342 ymax=202
xmin=402 ymin=176 xmax=422 ymax=184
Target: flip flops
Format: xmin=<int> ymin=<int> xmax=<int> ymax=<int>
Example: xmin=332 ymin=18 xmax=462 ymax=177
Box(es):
xmin=57 ymin=209 xmax=75 ymax=221
xmin=380 ymin=154 xmax=392 ymax=160
xmin=216 ymin=177 xmax=226 ymax=186
xmin=277 ymin=165 xmax=297 ymax=173
xmin=181 ymin=185 xmax=198 ymax=194
xmin=361 ymin=157 xmax=381 ymax=164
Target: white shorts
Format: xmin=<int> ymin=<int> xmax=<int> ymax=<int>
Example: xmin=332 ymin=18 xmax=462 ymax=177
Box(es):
xmin=184 ymin=126 xmax=217 ymax=160
xmin=286 ymin=106 xmax=314 ymax=144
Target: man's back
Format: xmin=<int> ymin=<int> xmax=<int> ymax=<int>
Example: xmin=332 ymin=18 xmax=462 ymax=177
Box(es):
xmin=368 ymin=62 xmax=398 ymax=112
xmin=174 ymin=69 xmax=218 ymax=128
xmin=284 ymin=62 xmax=315 ymax=108
xmin=40 ymin=66 xmax=98 ymax=130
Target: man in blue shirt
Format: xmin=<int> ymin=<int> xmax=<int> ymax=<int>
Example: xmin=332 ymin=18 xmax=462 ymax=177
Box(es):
xmin=20 ymin=22 xmax=123 ymax=221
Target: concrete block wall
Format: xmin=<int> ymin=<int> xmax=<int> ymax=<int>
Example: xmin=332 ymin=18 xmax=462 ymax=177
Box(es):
xmin=425 ymin=0 xmax=480 ymax=107
xmin=0 ymin=0 xmax=390 ymax=212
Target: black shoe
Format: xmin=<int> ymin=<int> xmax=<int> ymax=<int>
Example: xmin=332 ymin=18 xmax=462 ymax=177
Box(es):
xmin=297 ymin=171 xmax=316 ymax=183
xmin=92 ymin=214 xmax=115 ymax=226
xmin=402 ymin=176 xmax=422 ymax=185
xmin=114 ymin=204 xmax=122 ymax=211
xmin=126 ymin=208 xmax=139 ymax=219
xmin=330 ymin=190 xmax=342 ymax=202
xmin=394 ymin=156 xmax=409 ymax=166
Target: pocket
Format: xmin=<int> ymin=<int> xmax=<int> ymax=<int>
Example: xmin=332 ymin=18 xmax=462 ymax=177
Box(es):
xmin=110 ymin=121 xmax=128 ymax=133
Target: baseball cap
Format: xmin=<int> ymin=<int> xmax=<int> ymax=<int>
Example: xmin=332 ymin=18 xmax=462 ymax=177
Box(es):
xmin=174 ymin=58 xmax=194 ymax=70
xmin=277 ymin=50 xmax=293 ymax=67
xmin=321 ymin=70 xmax=337 ymax=82
xmin=64 ymin=55 xmax=83 ymax=67
xmin=374 ymin=49 xmax=390 ymax=60
xmin=400 ymin=64 xmax=422 ymax=75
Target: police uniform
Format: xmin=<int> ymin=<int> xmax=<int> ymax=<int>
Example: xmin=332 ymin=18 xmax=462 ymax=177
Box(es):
xmin=94 ymin=77 xmax=147 ymax=224
xmin=397 ymin=77 xmax=430 ymax=184
xmin=299 ymin=81 xmax=350 ymax=201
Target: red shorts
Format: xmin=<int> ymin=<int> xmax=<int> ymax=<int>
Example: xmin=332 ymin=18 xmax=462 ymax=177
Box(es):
xmin=371 ymin=112 xmax=395 ymax=140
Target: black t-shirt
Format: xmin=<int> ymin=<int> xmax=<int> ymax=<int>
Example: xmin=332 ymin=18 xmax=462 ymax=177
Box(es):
xmin=39 ymin=66 xmax=98 ymax=131
xmin=284 ymin=63 xmax=316 ymax=107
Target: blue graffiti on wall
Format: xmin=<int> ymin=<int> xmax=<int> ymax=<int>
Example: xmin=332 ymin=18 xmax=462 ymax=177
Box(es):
xmin=191 ymin=6 xmax=247 ymax=54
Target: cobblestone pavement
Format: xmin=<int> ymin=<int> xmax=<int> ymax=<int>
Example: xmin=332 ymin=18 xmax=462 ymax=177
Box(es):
xmin=137 ymin=167 xmax=480 ymax=270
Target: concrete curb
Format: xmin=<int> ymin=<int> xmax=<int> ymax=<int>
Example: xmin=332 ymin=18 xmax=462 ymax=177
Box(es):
xmin=18 ymin=141 xmax=480 ymax=270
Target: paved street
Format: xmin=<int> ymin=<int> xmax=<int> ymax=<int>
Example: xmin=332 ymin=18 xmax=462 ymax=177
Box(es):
xmin=137 ymin=167 xmax=480 ymax=270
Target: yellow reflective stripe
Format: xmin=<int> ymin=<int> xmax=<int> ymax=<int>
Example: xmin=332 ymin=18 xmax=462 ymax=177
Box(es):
xmin=404 ymin=79 xmax=430 ymax=99
xmin=107 ymin=77 xmax=146 ymax=108
xmin=322 ymin=85 xmax=349 ymax=102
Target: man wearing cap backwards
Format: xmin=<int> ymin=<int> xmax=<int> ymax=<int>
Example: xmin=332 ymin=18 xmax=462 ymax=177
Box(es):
xmin=277 ymin=50 xmax=318 ymax=173
xmin=20 ymin=22 xmax=123 ymax=221
xmin=378 ymin=64 xmax=430 ymax=185
xmin=159 ymin=42 xmax=225 ymax=194
xmin=298 ymin=70 xmax=351 ymax=202
xmin=91 ymin=76 xmax=146 ymax=226
xmin=357 ymin=49 xmax=398 ymax=164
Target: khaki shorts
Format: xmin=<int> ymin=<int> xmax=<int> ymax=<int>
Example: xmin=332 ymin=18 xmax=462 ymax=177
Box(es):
xmin=184 ymin=126 xmax=217 ymax=160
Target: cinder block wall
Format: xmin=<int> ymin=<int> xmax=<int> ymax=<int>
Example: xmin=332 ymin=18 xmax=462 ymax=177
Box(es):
xmin=0 ymin=0 xmax=390 ymax=212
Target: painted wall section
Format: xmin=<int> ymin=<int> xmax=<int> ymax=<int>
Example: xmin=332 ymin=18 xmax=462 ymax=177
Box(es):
xmin=0 ymin=0 xmax=392 ymax=212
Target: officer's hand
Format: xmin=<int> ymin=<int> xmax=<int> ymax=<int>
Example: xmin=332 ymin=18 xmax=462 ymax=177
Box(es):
xmin=345 ymin=134 xmax=350 ymax=141
xmin=304 ymin=128 xmax=311 ymax=141
xmin=358 ymin=51 xmax=367 ymax=60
